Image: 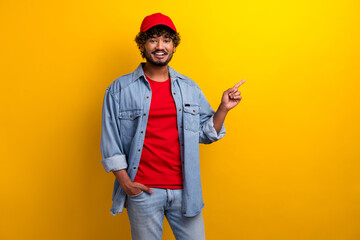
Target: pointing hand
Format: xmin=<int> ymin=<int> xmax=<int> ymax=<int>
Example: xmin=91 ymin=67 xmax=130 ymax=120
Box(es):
xmin=220 ymin=79 xmax=246 ymax=112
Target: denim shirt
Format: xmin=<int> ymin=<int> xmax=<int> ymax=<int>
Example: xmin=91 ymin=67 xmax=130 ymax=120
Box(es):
xmin=100 ymin=63 xmax=226 ymax=217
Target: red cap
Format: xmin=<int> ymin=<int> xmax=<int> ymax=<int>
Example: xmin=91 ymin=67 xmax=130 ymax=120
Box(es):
xmin=140 ymin=13 xmax=177 ymax=33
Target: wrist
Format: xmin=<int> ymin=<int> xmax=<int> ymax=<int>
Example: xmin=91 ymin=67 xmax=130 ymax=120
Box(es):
xmin=121 ymin=179 xmax=133 ymax=191
xmin=113 ymin=169 xmax=132 ymax=188
xmin=218 ymin=104 xmax=229 ymax=113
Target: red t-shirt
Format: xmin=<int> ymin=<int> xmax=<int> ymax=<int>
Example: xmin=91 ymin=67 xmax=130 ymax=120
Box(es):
xmin=133 ymin=75 xmax=183 ymax=189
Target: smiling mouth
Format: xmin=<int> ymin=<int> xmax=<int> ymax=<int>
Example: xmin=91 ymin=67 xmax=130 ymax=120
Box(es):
xmin=153 ymin=51 xmax=167 ymax=56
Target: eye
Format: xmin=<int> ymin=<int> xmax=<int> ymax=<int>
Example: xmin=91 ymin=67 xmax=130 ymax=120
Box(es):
xmin=149 ymin=39 xmax=157 ymax=43
xmin=164 ymin=39 xmax=170 ymax=43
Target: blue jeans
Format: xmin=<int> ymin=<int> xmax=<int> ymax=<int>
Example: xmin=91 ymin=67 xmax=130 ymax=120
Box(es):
xmin=126 ymin=188 xmax=205 ymax=240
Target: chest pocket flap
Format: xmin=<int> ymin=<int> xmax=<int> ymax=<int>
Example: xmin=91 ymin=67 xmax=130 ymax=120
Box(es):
xmin=119 ymin=110 xmax=142 ymax=120
xmin=183 ymin=104 xmax=200 ymax=115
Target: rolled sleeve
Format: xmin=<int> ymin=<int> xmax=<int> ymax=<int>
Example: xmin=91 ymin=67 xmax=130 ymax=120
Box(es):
xmin=202 ymin=115 xmax=226 ymax=142
xmin=198 ymin=88 xmax=226 ymax=144
xmin=101 ymin=155 xmax=128 ymax=172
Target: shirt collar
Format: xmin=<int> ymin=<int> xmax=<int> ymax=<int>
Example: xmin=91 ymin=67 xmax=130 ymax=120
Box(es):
xmin=132 ymin=63 xmax=186 ymax=83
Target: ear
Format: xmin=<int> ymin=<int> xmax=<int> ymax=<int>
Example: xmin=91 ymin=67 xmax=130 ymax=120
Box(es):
xmin=173 ymin=47 xmax=176 ymax=53
xmin=139 ymin=44 xmax=144 ymax=52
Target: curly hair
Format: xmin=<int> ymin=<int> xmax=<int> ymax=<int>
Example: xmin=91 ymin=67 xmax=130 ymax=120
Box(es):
xmin=135 ymin=25 xmax=181 ymax=58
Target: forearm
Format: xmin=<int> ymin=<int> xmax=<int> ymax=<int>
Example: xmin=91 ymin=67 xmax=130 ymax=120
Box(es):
xmin=213 ymin=104 xmax=228 ymax=133
xmin=112 ymin=169 xmax=131 ymax=190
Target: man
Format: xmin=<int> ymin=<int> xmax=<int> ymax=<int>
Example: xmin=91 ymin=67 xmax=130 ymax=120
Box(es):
xmin=100 ymin=13 xmax=245 ymax=240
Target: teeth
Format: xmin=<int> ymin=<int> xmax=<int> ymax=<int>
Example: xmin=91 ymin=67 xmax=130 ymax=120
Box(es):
xmin=155 ymin=52 xmax=165 ymax=55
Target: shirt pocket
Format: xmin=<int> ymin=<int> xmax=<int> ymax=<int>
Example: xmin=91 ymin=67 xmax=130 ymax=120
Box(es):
xmin=119 ymin=109 xmax=142 ymax=137
xmin=183 ymin=104 xmax=200 ymax=132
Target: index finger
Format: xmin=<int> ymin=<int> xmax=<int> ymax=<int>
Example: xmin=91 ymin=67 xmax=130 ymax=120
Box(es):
xmin=233 ymin=79 xmax=246 ymax=89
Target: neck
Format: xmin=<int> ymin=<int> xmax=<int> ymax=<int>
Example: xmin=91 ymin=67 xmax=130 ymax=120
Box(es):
xmin=143 ymin=62 xmax=170 ymax=82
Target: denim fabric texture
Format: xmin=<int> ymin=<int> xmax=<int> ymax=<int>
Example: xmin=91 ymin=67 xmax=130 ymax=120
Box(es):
xmin=100 ymin=63 xmax=226 ymax=216
xmin=126 ymin=188 xmax=205 ymax=240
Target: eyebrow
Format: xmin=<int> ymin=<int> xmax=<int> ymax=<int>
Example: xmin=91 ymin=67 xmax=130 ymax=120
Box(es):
xmin=149 ymin=35 xmax=170 ymax=38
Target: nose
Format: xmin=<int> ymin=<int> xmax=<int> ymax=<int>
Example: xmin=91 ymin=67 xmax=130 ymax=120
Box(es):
xmin=156 ymin=40 xmax=164 ymax=50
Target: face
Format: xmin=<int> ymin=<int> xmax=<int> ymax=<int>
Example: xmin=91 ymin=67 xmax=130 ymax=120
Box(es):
xmin=140 ymin=34 xmax=175 ymax=66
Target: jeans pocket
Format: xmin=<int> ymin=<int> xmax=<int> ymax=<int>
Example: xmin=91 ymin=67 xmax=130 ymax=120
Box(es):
xmin=127 ymin=191 xmax=144 ymax=198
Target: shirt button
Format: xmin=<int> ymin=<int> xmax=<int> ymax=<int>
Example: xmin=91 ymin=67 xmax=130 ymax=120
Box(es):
xmin=143 ymin=113 xmax=147 ymax=116
xmin=138 ymin=149 xmax=141 ymax=152
xmin=173 ymin=92 xmax=176 ymax=95
xmin=133 ymin=167 xmax=136 ymax=170
xmin=180 ymin=125 xmax=183 ymax=128
xmin=193 ymin=110 xmax=196 ymax=113
xmin=130 ymin=114 xmax=133 ymax=118
xmin=178 ymin=108 xmax=181 ymax=111
xmin=146 ymin=96 xmax=149 ymax=99
xmin=181 ymin=143 xmax=184 ymax=146
xmin=141 ymin=131 xmax=144 ymax=134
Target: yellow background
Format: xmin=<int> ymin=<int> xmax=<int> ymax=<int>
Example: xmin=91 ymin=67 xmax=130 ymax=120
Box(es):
xmin=1 ymin=0 xmax=360 ymax=239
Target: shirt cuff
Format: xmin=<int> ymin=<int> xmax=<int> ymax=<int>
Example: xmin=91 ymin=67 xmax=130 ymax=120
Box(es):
xmin=202 ymin=115 xmax=226 ymax=141
xmin=101 ymin=155 xmax=128 ymax=172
